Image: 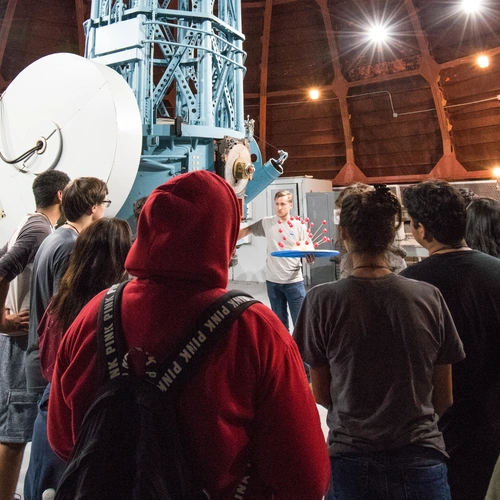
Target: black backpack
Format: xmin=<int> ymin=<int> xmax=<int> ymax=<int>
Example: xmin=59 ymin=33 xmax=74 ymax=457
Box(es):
xmin=55 ymin=282 xmax=258 ymax=500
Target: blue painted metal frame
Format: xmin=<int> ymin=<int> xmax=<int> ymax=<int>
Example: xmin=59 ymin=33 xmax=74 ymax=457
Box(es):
xmin=85 ymin=1 xmax=282 ymax=224
xmin=86 ymin=0 xmax=245 ymax=132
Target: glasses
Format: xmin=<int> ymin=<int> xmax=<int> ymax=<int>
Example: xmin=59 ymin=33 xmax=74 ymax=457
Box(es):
xmin=102 ymin=200 xmax=112 ymax=207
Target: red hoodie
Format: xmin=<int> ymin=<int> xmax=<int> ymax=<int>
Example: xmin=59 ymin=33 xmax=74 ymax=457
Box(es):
xmin=48 ymin=170 xmax=329 ymax=499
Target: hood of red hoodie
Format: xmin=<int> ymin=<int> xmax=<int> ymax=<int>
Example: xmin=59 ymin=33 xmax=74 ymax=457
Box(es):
xmin=126 ymin=170 xmax=240 ymax=288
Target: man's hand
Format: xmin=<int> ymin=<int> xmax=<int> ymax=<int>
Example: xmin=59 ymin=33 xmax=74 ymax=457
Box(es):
xmin=1 ymin=309 xmax=29 ymax=334
xmin=305 ymin=254 xmax=316 ymax=264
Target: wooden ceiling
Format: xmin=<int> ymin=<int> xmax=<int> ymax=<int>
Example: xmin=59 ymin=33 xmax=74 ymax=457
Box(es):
xmin=1 ymin=0 xmax=500 ymax=184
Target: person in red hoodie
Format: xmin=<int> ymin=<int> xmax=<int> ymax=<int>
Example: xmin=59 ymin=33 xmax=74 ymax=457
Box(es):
xmin=47 ymin=170 xmax=330 ymax=500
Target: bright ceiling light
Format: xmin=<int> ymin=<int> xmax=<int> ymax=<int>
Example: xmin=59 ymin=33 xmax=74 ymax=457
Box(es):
xmin=368 ymin=25 xmax=388 ymax=43
xmin=309 ymin=89 xmax=320 ymax=100
xmin=461 ymin=0 xmax=482 ymax=13
xmin=493 ymin=167 xmax=500 ymax=178
xmin=477 ymin=55 xmax=489 ymax=68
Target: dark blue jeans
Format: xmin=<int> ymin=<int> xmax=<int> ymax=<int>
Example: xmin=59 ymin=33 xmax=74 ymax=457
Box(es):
xmin=326 ymin=446 xmax=451 ymax=500
xmin=24 ymin=383 xmax=66 ymax=500
xmin=265 ymin=280 xmax=305 ymax=331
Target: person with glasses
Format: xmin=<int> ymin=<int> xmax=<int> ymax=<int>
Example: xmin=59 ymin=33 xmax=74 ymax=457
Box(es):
xmin=24 ymin=177 xmax=109 ymax=500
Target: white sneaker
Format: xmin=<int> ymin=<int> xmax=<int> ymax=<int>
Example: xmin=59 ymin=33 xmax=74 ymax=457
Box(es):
xmin=42 ymin=489 xmax=56 ymax=500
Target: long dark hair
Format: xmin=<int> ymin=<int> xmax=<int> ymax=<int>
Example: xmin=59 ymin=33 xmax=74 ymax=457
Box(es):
xmin=340 ymin=184 xmax=402 ymax=255
xmin=466 ymin=197 xmax=500 ymax=258
xmin=49 ymin=218 xmax=132 ymax=332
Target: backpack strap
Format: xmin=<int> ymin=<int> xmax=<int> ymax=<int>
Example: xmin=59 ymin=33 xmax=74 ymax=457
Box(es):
xmin=97 ymin=284 xmax=259 ymax=393
xmin=97 ymin=281 xmax=130 ymax=380
xmin=152 ymin=289 xmax=258 ymax=395
xmin=96 ymin=285 xmax=259 ymax=500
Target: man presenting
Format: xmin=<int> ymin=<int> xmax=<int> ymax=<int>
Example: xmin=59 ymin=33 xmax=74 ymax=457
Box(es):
xmin=238 ymin=190 xmax=313 ymax=331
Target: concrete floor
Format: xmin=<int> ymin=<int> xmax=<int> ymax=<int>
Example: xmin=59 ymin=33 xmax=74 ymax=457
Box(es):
xmin=17 ymin=280 xmax=328 ymax=497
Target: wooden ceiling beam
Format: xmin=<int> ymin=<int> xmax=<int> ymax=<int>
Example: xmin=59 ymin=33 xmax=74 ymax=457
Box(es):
xmin=331 ymin=169 xmax=493 ymax=186
xmin=245 ymin=85 xmax=334 ymax=101
xmin=75 ymin=0 xmax=86 ymax=56
xmin=346 ymin=48 xmax=500 ymax=89
xmin=348 ymin=68 xmax=422 ymax=88
xmin=440 ymin=46 xmax=500 ymax=69
xmin=0 ymin=0 xmax=19 ymax=69
xmin=404 ymin=0 xmax=452 ymax=156
xmin=315 ymin=0 xmax=355 ymax=170
xmin=258 ymin=0 xmax=273 ymax=155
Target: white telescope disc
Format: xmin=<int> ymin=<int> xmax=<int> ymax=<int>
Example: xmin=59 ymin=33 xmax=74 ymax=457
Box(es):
xmin=0 ymin=52 xmax=142 ymax=244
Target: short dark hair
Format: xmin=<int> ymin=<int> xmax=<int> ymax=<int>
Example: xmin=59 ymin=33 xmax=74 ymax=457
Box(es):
xmin=133 ymin=196 xmax=148 ymax=221
xmin=62 ymin=177 xmax=108 ymax=222
xmin=466 ymin=197 xmax=500 ymax=258
xmin=32 ymin=170 xmax=70 ymax=208
xmin=403 ymin=180 xmax=466 ymax=246
xmin=339 ymin=185 xmax=402 ymax=255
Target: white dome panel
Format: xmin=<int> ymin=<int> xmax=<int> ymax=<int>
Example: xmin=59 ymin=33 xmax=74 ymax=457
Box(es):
xmin=0 ymin=53 xmax=142 ymax=243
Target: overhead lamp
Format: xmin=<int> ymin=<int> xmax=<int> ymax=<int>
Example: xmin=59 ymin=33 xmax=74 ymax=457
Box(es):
xmin=309 ymin=89 xmax=320 ymax=100
xmin=368 ymin=25 xmax=388 ymax=43
xmin=461 ymin=0 xmax=482 ymax=13
xmin=477 ymin=55 xmax=489 ymax=68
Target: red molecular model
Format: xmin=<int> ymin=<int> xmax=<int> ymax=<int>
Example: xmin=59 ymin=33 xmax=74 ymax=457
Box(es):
xmin=276 ymin=217 xmax=331 ymax=251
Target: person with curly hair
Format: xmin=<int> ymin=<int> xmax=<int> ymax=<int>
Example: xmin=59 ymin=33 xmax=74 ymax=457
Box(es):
xmin=401 ymin=180 xmax=500 ymax=500
xmin=294 ymin=184 xmax=464 ymax=500
xmin=334 ymin=183 xmax=407 ymax=278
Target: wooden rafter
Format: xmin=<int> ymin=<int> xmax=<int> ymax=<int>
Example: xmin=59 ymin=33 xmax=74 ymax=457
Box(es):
xmin=241 ymin=0 xmax=496 ymax=184
xmin=345 ymin=47 xmax=500 ymax=88
xmin=315 ymin=0 xmax=355 ymax=166
xmin=246 ymin=85 xmax=333 ymax=100
xmin=258 ymin=0 xmax=273 ymax=155
xmin=348 ymin=68 xmax=422 ymax=88
xmin=0 ymin=0 xmax=19 ymax=70
xmin=440 ymin=46 xmax=500 ymax=69
xmin=75 ymin=0 xmax=86 ymax=56
xmin=403 ymin=0 xmax=453 ymax=156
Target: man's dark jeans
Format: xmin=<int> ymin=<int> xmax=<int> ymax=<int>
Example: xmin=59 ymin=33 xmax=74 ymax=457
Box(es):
xmin=326 ymin=445 xmax=451 ymax=500
xmin=265 ymin=280 xmax=305 ymax=331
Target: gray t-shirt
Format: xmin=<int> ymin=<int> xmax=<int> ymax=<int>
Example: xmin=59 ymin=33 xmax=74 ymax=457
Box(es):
xmin=249 ymin=215 xmax=307 ymax=284
xmin=26 ymin=227 xmax=77 ymax=389
xmin=0 ymin=214 xmax=53 ymax=334
xmin=294 ymin=273 xmax=465 ymax=456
